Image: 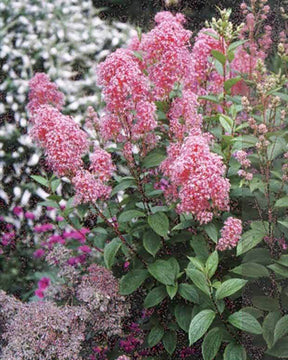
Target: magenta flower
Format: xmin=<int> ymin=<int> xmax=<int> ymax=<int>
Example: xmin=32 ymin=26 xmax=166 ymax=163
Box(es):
xmin=24 ymin=211 xmax=35 ymax=220
xmin=33 ymin=223 xmax=54 ymax=233
xmin=38 ymin=277 xmax=50 ymax=290
xmin=12 ymin=206 xmax=23 ymax=216
xmin=33 ymin=249 xmax=45 ymax=258
xmin=78 ymin=245 xmax=91 ymax=253
xmin=35 ymin=289 xmax=44 ymax=298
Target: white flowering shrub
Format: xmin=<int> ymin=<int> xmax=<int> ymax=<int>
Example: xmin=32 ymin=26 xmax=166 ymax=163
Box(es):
xmin=0 ymin=0 xmax=135 ymax=210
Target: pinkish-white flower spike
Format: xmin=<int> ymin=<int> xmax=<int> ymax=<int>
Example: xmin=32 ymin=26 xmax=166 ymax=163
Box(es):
xmin=72 ymin=170 xmax=111 ymax=205
xmin=90 ymin=146 xmax=116 ymax=181
xmin=161 ymin=133 xmax=230 ymax=224
xmin=27 ymin=73 xmax=64 ymax=115
xmin=29 ymin=104 xmax=88 ymax=177
xmin=97 ymin=48 xmax=157 ymax=142
xmin=216 ymin=217 xmax=243 ymax=251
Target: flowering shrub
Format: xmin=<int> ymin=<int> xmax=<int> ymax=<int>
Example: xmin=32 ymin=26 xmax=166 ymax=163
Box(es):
xmin=1 ymin=1 xmax=288 ymax=359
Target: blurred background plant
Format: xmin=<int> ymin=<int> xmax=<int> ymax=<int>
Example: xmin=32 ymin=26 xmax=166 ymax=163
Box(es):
xmin=0 ymin=0 xmax=135 ymax=299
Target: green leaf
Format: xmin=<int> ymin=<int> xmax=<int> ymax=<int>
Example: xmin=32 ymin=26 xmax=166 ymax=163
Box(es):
xmin=266 ymin=337 xmax=288 ymax=358
xmin=51 ymin=178 xmax=61 ymax=192
xmin=148 ymin=325 xmax=164 ymax=347
xmin=198 ymin=95 xmax=220 ymax=104
xmin=211 ymin=49 xmax=226 ymax=65
xmin=275 ymin=254 xmax=288 ymax=267
xmin=202 ymin=327 xmax=223 ymax=360
xmin=143 ymin=230 xmax=161 ymax=257
xmin=268 ymin=263 xmax=288 ymax=277
xmin=187 ymin=256 xmax=205 ymax=271
xmin=243 ymin=248 xmax=271 ymax=265
xmin=148 ymin=258 xmax=179 ymax=285
xmin=148 ymin=212 xmax=169 ymax=237
xmin=228 ymin=39 xmax=247 ymax=52
xmin=242 ymin=307 xmax=263 ymax=319
xmin=278 ymin=220 xmax=288 ymax=230
xmin=275 ymin=197 xmax=288 ymax=208
xmin=216 ymin=279 xmax=247 ymax=300
xmin=166 ymin=283 xmax=178 ymax=299
xmin=175 ymin=303 xmax=193 ymax=332
xmin=228 ymin=311 xmax=262 ymax=334
xmin=104 ymin=238 xmax=122 ymax=269
xmin=204 ymin=223 xmax=218 ymax=243
xmin=118 ymin=210 xmax=146 ymax=222
xmin=31 ymin=175 xmax=49 ymax=187
xmin=178 ymin=283 xmax=199 ymax=303
xmin=267 ymin=137 xmax=286 ymax=161
xmin=205 ymin=251 xmax=219 ymax=279
xmin=224 ymin=77 xmax=242 ymax=92
xmin=252 ymin=296 xmax=279 ymax=312
xmin=263 ymin=311 xmax=281 ymax=349
xmin=142 ymin=149 xmax=166 ymax=168
xmin=274 ymin=315 xmax=288 ymax=345
xmin=236 ymin=228 xmax=267 ymax=256
xmin=144 ymin=286 xmax=167 ymax=308
xmin=39 ymin=200 xmax=60 ymax=209
xmin=111 ymin=177 xmax=137 ymax=196
xmin=224 ymin=343 xmax=247 ymax=360
xmin=186 ymin=268 xmax=210 ymax=295
xmin=119 ymin=269 xmax=148 ymax=295
xmin=189 ymin=310 xmax=216 ymax=345
xmin=162 ymin=330 xmax=177 ymax=354
xmin=230 ymin=262 xmax=269 ymax=278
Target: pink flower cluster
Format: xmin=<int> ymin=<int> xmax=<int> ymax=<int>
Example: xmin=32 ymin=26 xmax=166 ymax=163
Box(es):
xmin=130 ymin=11 xmax=192 ymax=100
xmin=72 ymin=170 xmax=111 ymax=205
xmin=27 ymin=73 xmax=64 ymax=115
xmin=231 ymin=1 xmax=272 ymax=94
xmin=161 ymin=134 xmax=230 ymax=224
xmin=233 ymin=150 xmax=253 ymax=181
xmin=29 ymin=104 xmax=88 ymax=177
xmin=216 ymin=217 xmax=243 ymax=251
xmin=168 ymin=89 xmax=202 ymax=140
xmin=188 ymin=28 xmax=224 ymax=94
xmin=90 ymin=146 xmax=116 ymax=181
xmin=28 ymin=73 xmax=115 ymax=203
xmin=35 ymin=277 xmax=50 ymax=298
xmin=97 ymin=49 xmax=157 ymax=142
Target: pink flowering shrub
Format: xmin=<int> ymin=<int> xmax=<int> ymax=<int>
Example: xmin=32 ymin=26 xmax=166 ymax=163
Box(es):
xmin=1 ymin=1 xmax=288 ymax=359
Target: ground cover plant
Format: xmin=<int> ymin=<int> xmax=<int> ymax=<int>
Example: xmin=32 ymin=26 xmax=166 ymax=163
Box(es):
xmin=1 ymin=0 xmax=288 ymax=359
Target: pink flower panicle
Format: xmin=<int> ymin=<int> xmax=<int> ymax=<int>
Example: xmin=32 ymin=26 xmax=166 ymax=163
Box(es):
xmin=216 ymin=217 xmax=242 ymax=251
xmin=168 ymin=89 xmax=202 ymax=139
xmin=131 ymin=12 xmax=192 ymax=100
xmin=29 ymin=105 xmax=88 ymax=177
xmin=27 ymin=73 xmax=64 ymax=115
xmin=97 ymin=49 xmax=157 ymax=142
xmin=231 ymin=4 xmax=272 ymax=91
xmin=90 ymin=146 xmax=115 ymax=181
xmin=161 ymin=134 xmax=230 ymax=224
xmin=72 ymin=170 xmax=111 ymax=205
xmin=188 ymin=28 xmax=225 ymax=94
